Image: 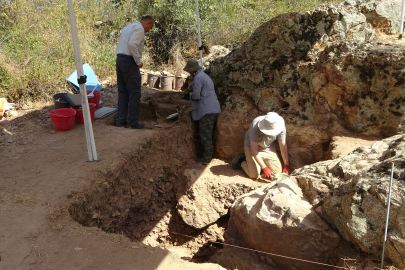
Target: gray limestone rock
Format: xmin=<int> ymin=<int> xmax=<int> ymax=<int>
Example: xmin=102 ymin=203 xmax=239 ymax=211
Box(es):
xmin=293 ymin=135 xmax=405 ymax=268
xmin=360 ymin=0 xmax=403 ymax=35
xmin=220 ymin=178 xmax=340 ymax=270
xmin=177 ymin=169 xmax=258 ymax=229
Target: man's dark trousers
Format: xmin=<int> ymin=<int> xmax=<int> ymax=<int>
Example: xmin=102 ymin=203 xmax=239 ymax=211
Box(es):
xmin=116 ymin=55 xmax=141 ymax=127
xmin=198 ymin=113 xmax=218 ymax=161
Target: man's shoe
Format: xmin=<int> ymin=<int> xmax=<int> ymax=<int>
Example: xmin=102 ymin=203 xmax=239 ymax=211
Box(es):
xmin=195 ymin=158 xmax=210 ymax=165
xmin=115 ymin=121 xmax=127 ymax=127
xmin=127 ymin=123 xmax=144 ymax=129
xmin=231 ymin=153 xmax=246 ymax=170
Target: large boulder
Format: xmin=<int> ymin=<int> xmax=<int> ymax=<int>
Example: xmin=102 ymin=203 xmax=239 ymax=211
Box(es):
xmin=293 ymin=135 xmax=405 ymax=268
xmin=177 ymin=166 xmax=263 ymax=229
xmin=218 ymin=178 xmax=340 ymax=270
xmin=209 ymin=1 xmax=405 ymax=170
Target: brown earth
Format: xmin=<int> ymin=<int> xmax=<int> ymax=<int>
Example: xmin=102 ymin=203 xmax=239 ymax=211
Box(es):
xmin=0 ymin=83 xmax=385 ymax=270
xmin=0 ymin=84 xmax=270 ymax=270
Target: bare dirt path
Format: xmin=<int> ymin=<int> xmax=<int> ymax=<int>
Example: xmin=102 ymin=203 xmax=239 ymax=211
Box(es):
xmin=0 ymin=113 xmax=224 ymax=270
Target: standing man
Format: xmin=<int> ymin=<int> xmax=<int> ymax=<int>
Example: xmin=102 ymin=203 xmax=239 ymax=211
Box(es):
xmin=115 ymin=16 xmax=154 ymax=129
xmin=183 ymin=59 xmax=221 ymax=165
xmin=231 ymin=112 xmax=290 ymax=179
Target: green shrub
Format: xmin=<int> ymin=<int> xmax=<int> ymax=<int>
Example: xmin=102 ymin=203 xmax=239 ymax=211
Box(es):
xmin=0 ymin=0 xmax=340 ymax=103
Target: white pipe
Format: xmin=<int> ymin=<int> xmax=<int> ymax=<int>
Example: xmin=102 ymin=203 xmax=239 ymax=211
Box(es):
xmin=67 ymin=0 xmax=99 ymax=161
xmin=400 ymin=0 xmax=405 ymax=39
xmin=380 ymin=163 xmax=395 ymax=269
xmin=195 ymin=0 xmax=204 ymax=69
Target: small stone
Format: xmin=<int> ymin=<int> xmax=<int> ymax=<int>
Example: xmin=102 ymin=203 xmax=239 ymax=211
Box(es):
xmin=5 ymin=138 xmax=13 ymax=143
xmin=260 ymin=255 xmax=266 ymax=262
xmin=130 ymin=187 xmax=136 ymax=195
xmin=0 ymin=120 xmax=10 ymax=127
xmin=149 ymin=178 xmax=154 ymax=183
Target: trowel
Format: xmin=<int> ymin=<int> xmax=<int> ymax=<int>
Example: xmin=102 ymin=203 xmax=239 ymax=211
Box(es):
xmin=272 ymin=173 xmax=289 ymax=179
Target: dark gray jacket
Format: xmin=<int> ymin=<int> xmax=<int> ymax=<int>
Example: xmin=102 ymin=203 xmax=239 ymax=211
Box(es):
xmin=189 ymin=70 xmax=221 ymax=121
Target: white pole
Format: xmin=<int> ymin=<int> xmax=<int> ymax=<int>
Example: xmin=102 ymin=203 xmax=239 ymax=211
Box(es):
xmin=67 ymin=0 xmax=99 ymax=161
xmin=400 ymin=0 xmax=405 ymax=39
xmin=195 ymin=0 xmax=204 ymax=69
xmin=380 ymin=163 xmax=395 ymax=269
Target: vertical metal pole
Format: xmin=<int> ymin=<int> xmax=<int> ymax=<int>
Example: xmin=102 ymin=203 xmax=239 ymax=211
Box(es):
xmin=195 ymin=0 xmax=204 ymax=69
xmin=67 ymin=0 xmax=99 ymax=161
xmin=400 ymin=0 xmax=405 ymax=39
xmin=381 ymin=163 xmax=395 ymax=270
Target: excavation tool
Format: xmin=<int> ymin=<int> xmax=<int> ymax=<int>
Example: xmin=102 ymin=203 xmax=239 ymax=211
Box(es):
xmin=194 ymin=0 xmax=203 ymax=69
xmin=67 ymin=0 xmax=99 ymax=162
xmin=166 ymin=113 xmax=179 ymax=121
xmin=401 ymin=0 xmax=405 ymax=39
xmin=381 ymin=162 xmax=395 ymax=269
xmin=273 ymin=173 xmax=289 ymax=179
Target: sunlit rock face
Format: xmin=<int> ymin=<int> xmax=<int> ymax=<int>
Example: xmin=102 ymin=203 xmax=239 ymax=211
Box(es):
xmin=207 ymin=0 xmax=405 ymax=170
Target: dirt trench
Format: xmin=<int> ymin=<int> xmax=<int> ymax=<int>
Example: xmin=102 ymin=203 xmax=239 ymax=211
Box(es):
xmin=68 ymin=98 xmax=226 ymax=262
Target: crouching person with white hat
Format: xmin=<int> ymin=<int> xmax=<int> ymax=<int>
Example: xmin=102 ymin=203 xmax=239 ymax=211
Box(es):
xmin=232 ymin=112 xmax=290 ymax=179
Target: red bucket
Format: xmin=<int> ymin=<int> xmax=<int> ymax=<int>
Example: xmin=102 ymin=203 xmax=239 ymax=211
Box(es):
xmin=87 ymin=90 xmax=101 ymax=109
xmin=73 ymin=103 xmax=96 ymax=124
xmin=48 ymin=108 xmax=76 ymax=131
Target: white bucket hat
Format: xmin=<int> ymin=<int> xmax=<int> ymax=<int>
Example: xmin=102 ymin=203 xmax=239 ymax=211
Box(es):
xmin=258 ymin=112 xmax=285 ymax=136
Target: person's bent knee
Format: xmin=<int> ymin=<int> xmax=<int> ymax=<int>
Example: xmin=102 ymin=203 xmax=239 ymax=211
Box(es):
xmin=241 ymin=161 xmax=259 ymax=179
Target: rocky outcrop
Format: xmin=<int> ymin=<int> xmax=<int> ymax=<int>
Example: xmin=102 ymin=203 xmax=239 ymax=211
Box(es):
xmin=177 ymin=167 xmax=262 ymax=230
xmin=217 ymin=178 xmax=340 ymax=270
xmin=213 ymin=135 xmax=405 ymax=269
xmin=293 ymin=135 xmax=405 ymax=268
xmin=208 ymin=0 xmax=405 ymax=169
xmin=360 ymin=0 xmax=403 ymax=35
xmin=203 ymin=45 xmax=230 ymax=70
xmin=206 ymin=1 xmax=405 ymax=268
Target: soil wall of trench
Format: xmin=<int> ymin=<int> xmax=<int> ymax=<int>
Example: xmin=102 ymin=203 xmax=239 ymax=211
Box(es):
xmin=68 ymin=104 xmax=226 ymax=262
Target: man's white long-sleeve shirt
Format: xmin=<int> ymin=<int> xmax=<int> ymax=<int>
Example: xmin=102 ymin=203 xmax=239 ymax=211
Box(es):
xmin=116 ymin=21 xmax=145 ymax=66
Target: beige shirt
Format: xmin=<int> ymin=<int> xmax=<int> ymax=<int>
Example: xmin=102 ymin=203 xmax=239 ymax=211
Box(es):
xmin=116 ymin=21 xmax=145 ymax=66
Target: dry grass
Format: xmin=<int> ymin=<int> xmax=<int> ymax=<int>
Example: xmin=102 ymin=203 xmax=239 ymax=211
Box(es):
xmin=0 ymin=191 xmax=37 ymax=209
xmin=48 ymin=206 xmax=70 ymax=220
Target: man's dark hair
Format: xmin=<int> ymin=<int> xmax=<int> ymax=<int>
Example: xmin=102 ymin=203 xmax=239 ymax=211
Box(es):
xmin=141 ymin=16 xmax=154 ymax=22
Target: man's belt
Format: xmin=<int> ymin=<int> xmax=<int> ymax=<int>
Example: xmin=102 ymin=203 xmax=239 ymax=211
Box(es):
xmin=117 ymin=54 xmax=133 ymax=59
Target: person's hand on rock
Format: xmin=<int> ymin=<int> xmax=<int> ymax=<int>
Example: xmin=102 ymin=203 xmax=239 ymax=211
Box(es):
xmin=282 ymin=164 xmax=290 ymax=175
xmin=262 ymin=167 xmax=272 ymax=179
